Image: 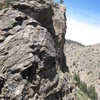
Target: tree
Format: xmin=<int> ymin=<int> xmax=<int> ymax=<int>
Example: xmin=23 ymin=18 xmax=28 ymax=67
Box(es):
xmin=79 ymin=81 xmax=87 ymax=94
xmin=74 ymin=72 xmax=98 ymax=100
xmin=87 ymin=85 xmax=98 ymax=100
xmin=74 ymin=73 xmax=80 ymax=87
xmin=60 ymin=0 xmax=64 ymax=4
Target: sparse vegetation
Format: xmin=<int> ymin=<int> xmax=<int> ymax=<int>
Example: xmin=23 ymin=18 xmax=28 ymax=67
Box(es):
xmin=74 ymin=73 xmax=80 ymax=87
xmin=77 ymin=88 xmax=91 ymax=100
xmin=74 ymin=73 xmax=98 ymax=100
xmin=55 ymin=0 xmax=64 ymax=4
xmin=73 ymin=61 xmax=76 ymax=66
xmin=0 ymin=0 xmax=10 ymax=10
xmin=0 ymin=0 xmax=18 ymax=10
xmin=99 ymin=72 xmax=100 ymax=79
xmin=79 ymin=81 xmax=87 ymax=94
xmin=87 ymin=85 xmax=98 ymax=100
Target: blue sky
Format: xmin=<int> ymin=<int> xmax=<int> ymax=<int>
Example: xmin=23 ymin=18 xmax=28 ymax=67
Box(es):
xmin=56 ymin=0 xmax=100 ymax=45
xmin=65 ymin=0 xmax=100 ymax=25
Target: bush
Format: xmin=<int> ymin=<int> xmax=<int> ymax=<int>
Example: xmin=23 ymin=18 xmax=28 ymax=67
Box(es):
xmin=87 ymin=85 xmax=98 ymax=100
xmin=0 ymin=0 xmax=18 ymax=10
xmin=0 ymin=1 xmax=10 ymax=10
xmin=79 ymin=81 xmax=87 ymax=94
xmin=74 ymin=73 xmax=98 ymax=100
xmin=74 ymin=72 xmax=80 ymax=87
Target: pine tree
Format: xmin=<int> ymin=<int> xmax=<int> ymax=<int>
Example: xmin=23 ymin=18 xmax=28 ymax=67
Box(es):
xmin=60 ymin=0 xmax=64 ymax=4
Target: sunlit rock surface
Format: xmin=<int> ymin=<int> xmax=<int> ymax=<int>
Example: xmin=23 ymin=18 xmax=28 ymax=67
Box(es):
xmin=0 ymin=0 xmax=75 ymax=100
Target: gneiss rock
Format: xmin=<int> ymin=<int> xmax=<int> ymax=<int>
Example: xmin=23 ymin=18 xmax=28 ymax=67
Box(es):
xmin=0 ymin=0 xmax=75 ymax=99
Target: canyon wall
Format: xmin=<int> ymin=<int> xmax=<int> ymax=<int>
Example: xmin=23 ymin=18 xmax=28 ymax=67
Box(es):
xmin=0 ymin=0 xmax=75 ymax=100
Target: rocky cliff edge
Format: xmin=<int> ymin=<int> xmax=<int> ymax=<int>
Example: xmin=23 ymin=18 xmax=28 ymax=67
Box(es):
xmin=0 ymin=0 xmax=75 ymax=100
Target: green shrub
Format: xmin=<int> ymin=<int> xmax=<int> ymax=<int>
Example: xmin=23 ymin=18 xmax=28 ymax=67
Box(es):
xmin=0 ymin=1 xmax=10 ymax=10
xmin=74 ymin=72 xmax=80 ymax=87
xmin=74 ymin=73 xmax=98 ymax=100
xmin=0 ymin=3 xmax=3 ymax=10
xmin=79 ymin=81 xmax=87 ymax=94
xmin=87 ymin=85 xmax=98 ymax=100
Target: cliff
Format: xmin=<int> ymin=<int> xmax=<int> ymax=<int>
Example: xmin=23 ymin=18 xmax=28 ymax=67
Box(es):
xmin=0 ymin=0 xmax=75 ymax=100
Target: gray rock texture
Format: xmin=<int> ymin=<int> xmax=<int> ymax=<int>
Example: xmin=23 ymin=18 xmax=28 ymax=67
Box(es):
xmin=0 ymin=0 xmax=75 ymax=100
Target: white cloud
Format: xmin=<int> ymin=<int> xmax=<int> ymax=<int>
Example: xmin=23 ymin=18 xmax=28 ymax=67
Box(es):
xmin=65 ymin=17 xmax=100 ymax=45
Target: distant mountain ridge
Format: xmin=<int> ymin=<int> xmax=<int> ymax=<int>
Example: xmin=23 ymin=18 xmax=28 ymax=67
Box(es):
xmin=64 ymin=39 xmax=84 ymax=53
xmin=65 ymin=39 xmax=84 ymax=47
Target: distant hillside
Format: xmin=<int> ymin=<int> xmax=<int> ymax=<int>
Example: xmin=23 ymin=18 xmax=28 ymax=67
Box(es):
xmin=64 ymin=40 xmax=84 ymax=54
xmin=64 ymin=39 xmax=100 ymax=100
xmin=65 ymin=39 xmax=84 ymax=47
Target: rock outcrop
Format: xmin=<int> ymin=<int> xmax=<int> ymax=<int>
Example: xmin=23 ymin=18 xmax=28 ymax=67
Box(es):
xmin=64 ymin=39 xmax=100 ymax=100
xmin=0 ymin=0 xmax=75 ymax=100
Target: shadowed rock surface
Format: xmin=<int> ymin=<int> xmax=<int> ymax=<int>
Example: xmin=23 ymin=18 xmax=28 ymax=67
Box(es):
xmin=0 ymin=0 xmax=75 ymax=100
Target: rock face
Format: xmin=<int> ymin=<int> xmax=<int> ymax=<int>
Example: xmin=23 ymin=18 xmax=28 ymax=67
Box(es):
xmin=0 ymin=0 xmax=75 ymax=100
xmin=64 ymin=40 xmax=100 ymax=100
